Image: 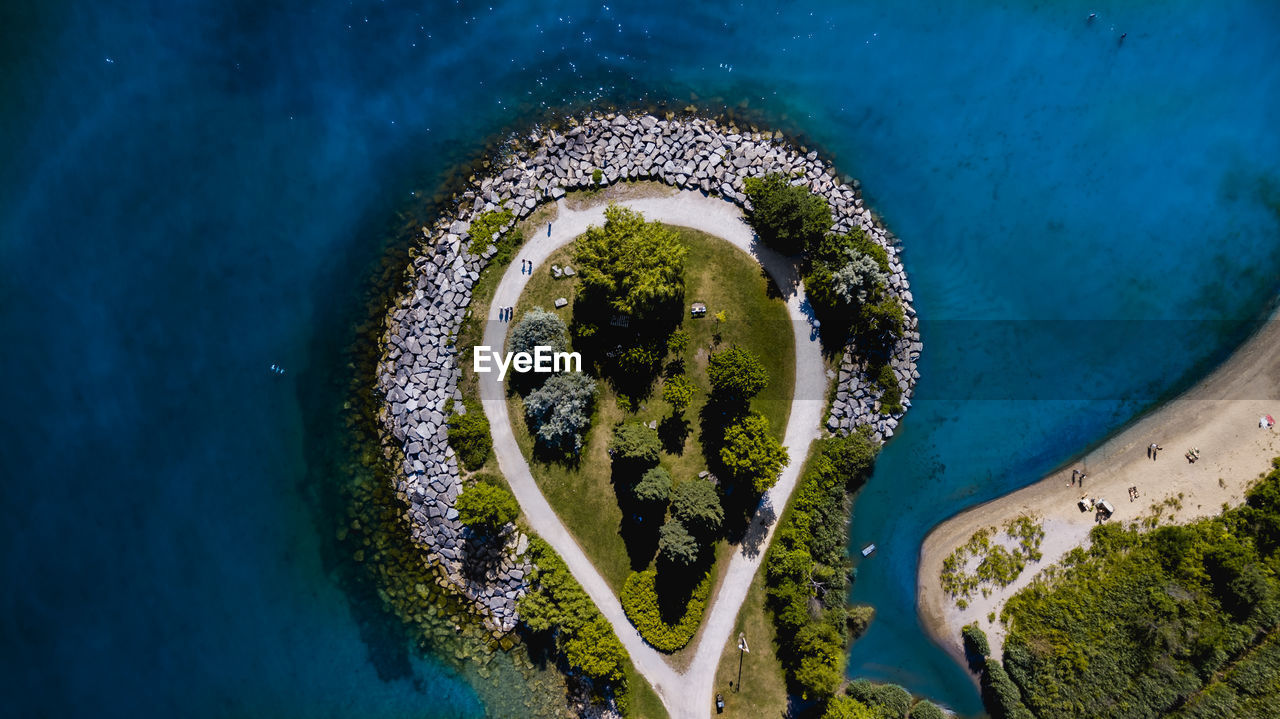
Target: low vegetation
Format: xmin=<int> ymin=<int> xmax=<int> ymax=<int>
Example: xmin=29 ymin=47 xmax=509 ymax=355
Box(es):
xmin=455 ymin=480 xmax=519 ymax=533
xmin=764 ymin=429 xmax=880 ymax=700
xmin=447 ymin=401 xmax=492 ymax=470
xmin=742 ymin=172 xmax=832 ymax=255
xmin=619 ymin=569 xmax=712 ymax=652
xmin=989 ymin=457 xmax=1280 ymax=718
xmin=940 ymin=514 xmax=1044 ymax=606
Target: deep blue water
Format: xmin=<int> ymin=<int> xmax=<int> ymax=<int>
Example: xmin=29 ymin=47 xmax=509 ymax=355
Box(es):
xmin=2 ymin=1 xmax=1278 ymax=717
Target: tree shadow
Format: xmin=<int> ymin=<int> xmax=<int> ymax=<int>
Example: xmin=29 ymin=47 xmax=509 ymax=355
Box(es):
xmin=610 ymin=461 xmax=662 ymax=571
xmin=658 ymin=412 xmax=689 ymax=454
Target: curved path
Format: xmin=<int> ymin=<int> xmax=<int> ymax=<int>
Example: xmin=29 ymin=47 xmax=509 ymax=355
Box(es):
xmin=479 ymin=191 xmax=828 ymax=718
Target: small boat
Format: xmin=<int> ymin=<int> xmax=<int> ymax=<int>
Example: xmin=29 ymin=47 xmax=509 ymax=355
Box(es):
xmin=861 ymin=543 xmax=877 ymax=557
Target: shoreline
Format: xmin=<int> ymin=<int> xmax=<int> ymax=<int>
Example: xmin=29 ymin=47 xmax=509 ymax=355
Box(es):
xmin=918 ymin=309 xmax=1280 ymax=671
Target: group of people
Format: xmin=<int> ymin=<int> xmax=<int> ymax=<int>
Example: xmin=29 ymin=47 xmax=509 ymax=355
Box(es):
xmin=1069 ymin=468 xmax=1088 ymax=487
xmin=1186 ymin=447 xmax=1201 ymax=463
xmin=520 ymin=259 xmax=534 ymax=275
xmin=497 ymin=306 xmax=513 ymax=321
xmin=1128 ymin=486 xmax=1141 ymax=502
xmin=1147 ymin=443 xmax=1163 ymax=460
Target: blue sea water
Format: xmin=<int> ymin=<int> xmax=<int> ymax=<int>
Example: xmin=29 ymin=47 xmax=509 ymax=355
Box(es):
xmin=2 ymin=1 xmax=1279 ymax=717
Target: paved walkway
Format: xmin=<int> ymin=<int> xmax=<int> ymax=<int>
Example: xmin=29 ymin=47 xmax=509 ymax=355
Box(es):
xmin=478 ymin=191 xmax=828 ymax=718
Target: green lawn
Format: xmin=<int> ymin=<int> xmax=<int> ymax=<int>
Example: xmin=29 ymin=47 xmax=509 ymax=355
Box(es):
xmin=507 ymin=224 xmax=796 ymax=592
xmin=711 ymin=571 xmax=789 ymax=719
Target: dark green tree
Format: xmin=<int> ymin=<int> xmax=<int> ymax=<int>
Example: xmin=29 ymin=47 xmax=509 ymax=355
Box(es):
xmin=792 ymin=622 xmax=845 ymax=699
xmin=658 ymin=519 xmax=700 ymax=566
xmin=634 ymin=466 xmax=672 ymax=504
xmin=609 ymin=422 xmax=662 ymax=467
xmin=455 ymin=482 xmax=519 ymax=532
xmin=671 ymin=478 xmax=724 ymax=536
xmin=706 ymin=345 xmax=769 ymax=403
xmin=742 ymin=172 xmax=833 ymax=255
xmin=720 ymin=413 xmax=789 ymax=493
xmin=524 ymin=373 xmax=597 ymax=453
xmin=447 ymin=402 xmax=491 ymax=470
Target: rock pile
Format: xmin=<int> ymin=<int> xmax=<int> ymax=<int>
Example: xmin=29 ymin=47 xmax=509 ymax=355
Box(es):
xmin=377 ymin=111 xmax=921 ymax=631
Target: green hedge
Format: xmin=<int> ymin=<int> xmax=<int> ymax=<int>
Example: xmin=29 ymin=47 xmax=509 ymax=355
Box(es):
xmin=619 ymin=569 xmax=711 ymax=652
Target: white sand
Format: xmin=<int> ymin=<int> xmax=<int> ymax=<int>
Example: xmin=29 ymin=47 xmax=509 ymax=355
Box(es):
xmin=918 ymin=315 xmax=1280 ymax=669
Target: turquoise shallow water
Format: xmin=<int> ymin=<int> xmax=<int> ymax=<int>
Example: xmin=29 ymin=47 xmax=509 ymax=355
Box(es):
xmin=2 ymin=0 xmax=1278 ymax=716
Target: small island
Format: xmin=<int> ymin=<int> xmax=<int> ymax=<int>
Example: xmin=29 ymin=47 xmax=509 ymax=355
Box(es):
xmin=360 ymin=111 xmax=929 ymax=718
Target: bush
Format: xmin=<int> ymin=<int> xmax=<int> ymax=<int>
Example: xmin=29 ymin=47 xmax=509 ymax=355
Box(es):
xmin=707 ymin=345 xmax=769 ymax=403
xmin=455 ymin=481 xmax=519 ymax=532
xmin=448 ymin=402 xmax=491 ymax=470
xmin=962 ymin=622 xmax=991 ymax=664
xmin=875 ymin=363 xmax=903 ymax=415
xmin=981 ymin=660 xmax=1033 ymax=719
xmin=657 ymin=519 xmax=700 ymax=566
xmin=869 ymin=683 xmax=913 ymax=718
xmin=908 ymin=700 xmax=946 ymax=719
xmin=720 ymin=413 xmax=789 ymax=494
xmin=846 ymin=604 xmax=875 ymax=638
xmin=793 ymin=622 xmax=846 ymax=699
xmin=661 ymin=373 xmax=696 ymax=412
xmin=671 ymin=478 xmax=723 ymax=536
xmin=467 ymin=207 xmax=517 ymax=258
xmin=634 ymin=466 xmax=672 ymax=504
xmin=524 ymin=373 xmax=597 ymax=453
xmin=742 ymin=172 xmax=832 ymax=254
xmin=518 ymin=539 xmax=627 ymax=684
xmin=510 ymin=306 xmax=569 ymax=356
xmin=619 ymin=569 xmax=711 ymax=652
xmin=609 ymin=422 xmax=662 ymax=468
xmin=822 ymin=695 xmax=877 ymax=719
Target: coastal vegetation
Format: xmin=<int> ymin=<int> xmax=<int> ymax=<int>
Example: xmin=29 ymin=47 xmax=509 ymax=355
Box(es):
xmin=447 ymin=400 xmax=492 ymax=470
xmin=940 ymin=514 xmax=1044 ymax=607
xmin=981 ymin=458 xmax=1280 ymax=718
xmin=764 ymin=429 xmax=880 ymax=701
xmin=742 ymin=172 xmax=832 ymax=255
xmin=455 ymin=480 xmax=520 ymax=533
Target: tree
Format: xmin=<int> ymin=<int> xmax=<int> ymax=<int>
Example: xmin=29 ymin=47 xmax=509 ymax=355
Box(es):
xmin=707 ymin=346 xmax=769 ymax=402
xmin=962 ymin=623 xmax=991 ymax=670
xmin=524 ymin=373 xmax=597 ymax=453
xmin=609 ymin=422 xmax=662 ymax=468
xmin=720 ymin=414 xmax=789 ymax=494
xmin=573 ymin=205 xmax=687 ymax=318
xmin=447 ymin=402 xmax=491 ymax=470
xmin=742 ymin=172 xmax=832 ymax=254
xmin=821 ymin=696 xmax=878 ymax=719
xmin=666 ymin=328 xmax=689 ymax=357
xmin=826 ymin=429 xmax=880 ymax=483
xmin=981 ymin=660 xmax=1034 ymax=719
xmin=634 ymin=466 xmax=672 ymax=504
xmin=455 ymin=482 xmax=519 ymax=532
xmin=510 ymin=306 xmax=569 ymax=356
xmin=658 ymin=519 xmax=700 ymax=566
xmin=908 ymin=701 xmax=946 ymax=719
xmin=793 ymin=622 xmax=845 ymax=699
xmin=662 ymin=373 xmax=697 ymax=412
xmin=671 ymin=479 xmax=724 ymax=536
xmin=560 ymin=615 xmax=625 ymax=683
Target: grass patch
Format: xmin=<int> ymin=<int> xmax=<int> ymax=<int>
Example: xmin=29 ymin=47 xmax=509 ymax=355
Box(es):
xmin=509 ymin=224 xmax=796 ymax=591
xmin=711 ymin=571 xmax=789 ymax=718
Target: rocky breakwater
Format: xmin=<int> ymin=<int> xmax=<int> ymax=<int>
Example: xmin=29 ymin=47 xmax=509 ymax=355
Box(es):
xmin=376 ymin=111 xmax=921 ymax=631
xmin=378 ymin=229 xmax=530 ymax=634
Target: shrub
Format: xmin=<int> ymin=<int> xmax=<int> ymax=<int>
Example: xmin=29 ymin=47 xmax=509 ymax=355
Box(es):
xmin=661 ymin=373 xmax=696 ymax=412
xmin=591 ymin=167 xmax=603 ymax=185
xmin=467 ymin=206 xmax=517 ymax=258
xmin=634 ymin=466 xmax=672 ymax=504
xmin=619 ymin=569 xmax=711 ymax=651
xmin=793 ymin=622 xmax=846 ymax=699
xmin=657 ymin=519 xmax=700 ymax=566
xmin=846 ymin=604 xmax=875 ymax=638
xmin=510 ymin=306 xmax=569 ymax=356
xmin=447 ymin=402 xmax=491 ymax=470
xmin=573 ymin=205 xmax=687 ymax=318
xmin=666 ymin=328 xmax=688 ymax=357
xmin=707 ymin=345 xmax=769 ymax=402
xmin=908 ymin=700 xmax=946 ymax=719
xmin=875 ymin=363 xmax=903 ymax=415
xmin=742 ymin=172 xmax=832 ymax=254
xmin=720 ymin=413 xmax=789 ymax=494
xmin=609 ymin=422 xmax=662 ymax=468
xmin=455 ymin=481 xmax=519 ymax=532
xmin=962 ymin=622 xmax=991 ymax=661
xmin=524 ymin=373 xmax=597 ymax=453
xmin=518 ymin=538 xmax=627 ymax=684
xmin=671 ymin=478 xmax=724 ymax=536
xmin=822 ymin=695 xmax=878 ymax=719
xmin=981 ymin=660 xmax=1033 ymax=719
xmin=869 ymin=683 xmax=913 ymax=718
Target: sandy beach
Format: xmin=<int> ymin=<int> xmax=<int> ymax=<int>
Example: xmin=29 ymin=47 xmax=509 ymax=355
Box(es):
xmin=918 ymin=312 xmax=1280 ymax=668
